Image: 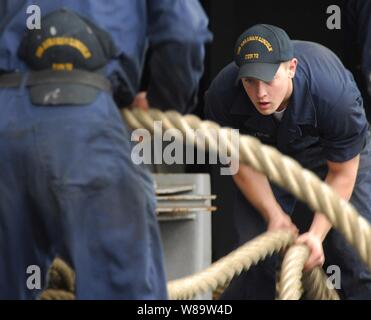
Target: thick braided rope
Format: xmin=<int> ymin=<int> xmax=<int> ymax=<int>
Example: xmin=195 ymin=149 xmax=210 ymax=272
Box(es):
xmin=40 ymin=232 xmax=291 ymax=300
xmin=277 ymin=245 xmax=309 ymax=300
xmin=38 ymin=258 xmax=75 ymax=300
xmin=45 ymin=258 xmax=75 ymax=292
xmin=122 ymin=108 xmax=371 ymax=270
xmin=277 ymin=245 xmax=339 ymax=300
xmin=38 ymin=289 xmax=75 ymax=300
xmin=39 ymin=238 xmax=335 ymax=300
xmin=167 ymin=231 xmax=293 ymax=300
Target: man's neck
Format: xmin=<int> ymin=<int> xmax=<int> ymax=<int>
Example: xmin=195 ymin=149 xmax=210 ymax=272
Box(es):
xmin=277 ymin=79 xmax=293 ymax=111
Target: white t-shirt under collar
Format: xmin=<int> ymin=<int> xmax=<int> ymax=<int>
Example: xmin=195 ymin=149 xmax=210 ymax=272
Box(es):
xmin=273 ymin=108 xmax=286 ymax=122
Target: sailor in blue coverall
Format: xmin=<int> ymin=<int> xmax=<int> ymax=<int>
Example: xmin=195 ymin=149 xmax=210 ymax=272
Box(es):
xmin=205 ymin=24 xmax=371 ymax=299
xmin=0 ymin=0 xmax=211 ymax=299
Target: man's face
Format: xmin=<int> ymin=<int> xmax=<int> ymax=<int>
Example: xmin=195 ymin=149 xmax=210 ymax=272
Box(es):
xmin=241 ymin=59 xmax=297 ymax=115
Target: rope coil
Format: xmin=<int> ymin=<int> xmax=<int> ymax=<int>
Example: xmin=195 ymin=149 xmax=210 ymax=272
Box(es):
xmin=39 ymin=108 xmax=371 ymax=300
xmin=277 ymin=245 xmax=339 ymax=300
xmin=123 ymin=108 xmax=371 ymax=270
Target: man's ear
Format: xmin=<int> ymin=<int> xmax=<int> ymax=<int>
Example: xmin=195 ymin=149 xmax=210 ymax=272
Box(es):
xmin=288 ymin=58 xmax=298 ymax=78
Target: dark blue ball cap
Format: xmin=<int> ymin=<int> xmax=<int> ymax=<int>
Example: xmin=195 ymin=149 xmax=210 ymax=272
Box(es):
xmin=234 ymin=24 xmax=294 ymax=82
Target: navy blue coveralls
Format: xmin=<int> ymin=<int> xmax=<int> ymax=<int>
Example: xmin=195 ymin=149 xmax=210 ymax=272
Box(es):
xmin=0 ymin=0 xmax=210 ymax=299
xmin=205 ymin=41 xmax=371 ymax=299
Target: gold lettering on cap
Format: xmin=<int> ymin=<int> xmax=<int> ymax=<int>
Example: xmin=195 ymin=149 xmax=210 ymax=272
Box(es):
xmin=52 ymin=63 xmax=74 ymax=70
xmin=35 ymin=37 xmax=92 ymax=59
xmin=237 ymin=36 xmax=273 ymax=55
xmin=245 ymin=53 xmax=259 ymax=60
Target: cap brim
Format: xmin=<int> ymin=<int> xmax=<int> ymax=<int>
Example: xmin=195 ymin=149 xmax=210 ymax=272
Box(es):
xmin=238 ymin=62 xmax=280 ymax=82
xmin=29 ymin=83 xmax=99 ymax=106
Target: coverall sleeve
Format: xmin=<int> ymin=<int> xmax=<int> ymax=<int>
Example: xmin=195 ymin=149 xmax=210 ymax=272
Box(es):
xmin=318 ymin=87 xmax=369 ymax=162
xmin=105 ymin=0 xmax=148 ymax=108
xmin=145 ymin=0 xmax=212 ymax=114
